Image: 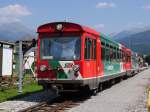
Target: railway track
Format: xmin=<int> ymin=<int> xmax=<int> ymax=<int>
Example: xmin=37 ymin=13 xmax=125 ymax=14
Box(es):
xmin=20 ymin=92 xmax=92 ymax=112
xmin=19 ymin=77 xmax=132 ymax=112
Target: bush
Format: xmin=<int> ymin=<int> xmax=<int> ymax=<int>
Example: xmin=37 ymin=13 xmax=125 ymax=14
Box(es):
xmin=145 ymin=55 xmax=150 ymax=65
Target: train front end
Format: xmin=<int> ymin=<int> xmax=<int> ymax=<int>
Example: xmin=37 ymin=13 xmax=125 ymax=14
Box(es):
xmin=36 ymin=22 xmax=84 ymax=92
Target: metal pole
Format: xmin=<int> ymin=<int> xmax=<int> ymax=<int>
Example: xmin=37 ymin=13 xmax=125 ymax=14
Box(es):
xmin=18 ymin=41 xmax=23 ymax=94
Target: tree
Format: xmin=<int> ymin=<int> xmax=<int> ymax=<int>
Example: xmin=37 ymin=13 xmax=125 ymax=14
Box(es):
xmin=144 ymin=55 xmax=150 ymax=65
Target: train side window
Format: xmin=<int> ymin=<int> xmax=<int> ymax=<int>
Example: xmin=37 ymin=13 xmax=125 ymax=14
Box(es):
xmin=112 ymin=47 xmax=116 ymax=62
xmin=117 ymin=48 xmax=120 ymax=62
xmin=101 ymin=42 xmax=105 ymax=61
xmin=106 ymin=44 xmax=110 ymax=61
xmin=120 ymin=50 xmax=122 ymax=61
xmin=126 ymin=54 xmax=128 ymax=62
xmin=84 ymin=38 xmax=92 ymax=60
xmin=128 ymin=55 xmax=131 ymax=62
xmin=123 ymin=53 xmax=125 ymax=62
xmin=110 ymin=45 xmax=113 ymax=61
xmin=124 ymin=53 xmax=127 ymax=62
xmin=121 ymin=50 xmax=123 ymax=61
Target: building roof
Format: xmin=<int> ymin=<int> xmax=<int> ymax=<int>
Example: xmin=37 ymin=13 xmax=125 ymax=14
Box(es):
xmin=0 ymin=40 xmax=15 ymax=45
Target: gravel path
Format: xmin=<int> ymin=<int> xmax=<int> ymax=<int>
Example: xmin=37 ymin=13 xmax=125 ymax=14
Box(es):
xmin=68 ymin=69 xmax=150 ymax=112
xmin=0 ymin=90 xmax=56 ymax=112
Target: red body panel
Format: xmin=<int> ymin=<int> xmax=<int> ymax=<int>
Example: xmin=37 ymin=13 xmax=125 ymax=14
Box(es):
xmin=122 ymin=45 xmax=132 ymax=71
xmin=82 ymin=33 xmax=103 ymax=78
xmin=125 ymin=48 xmax=132 ymax=70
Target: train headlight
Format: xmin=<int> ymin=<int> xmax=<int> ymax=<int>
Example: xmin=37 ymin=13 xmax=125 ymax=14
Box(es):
xmin=56 ymin=24 xmax=63 ymax=31
xmin=73 ymin=65 xmax=80 ymax=72
xmin=40 ymin=65 xmax=47 ymax=72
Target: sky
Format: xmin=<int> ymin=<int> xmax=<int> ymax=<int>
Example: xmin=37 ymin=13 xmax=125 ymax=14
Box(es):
xmin=0 ymin=0 xmax=150 ymax=34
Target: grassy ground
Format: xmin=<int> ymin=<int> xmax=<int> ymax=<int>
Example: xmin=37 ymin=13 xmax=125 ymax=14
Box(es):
xmin=0 ymin=76 xmax=43 ymax=103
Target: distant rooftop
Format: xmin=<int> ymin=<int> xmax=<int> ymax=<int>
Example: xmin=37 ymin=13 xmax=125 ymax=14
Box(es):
xmin=0 ymin=40 xmax=15 ymax=45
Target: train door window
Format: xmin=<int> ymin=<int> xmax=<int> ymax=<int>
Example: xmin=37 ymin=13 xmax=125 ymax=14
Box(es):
xmin=93 ymin=40 xmax=96 ymax=59
xmin=84 ymin=38 xmax=92 ymax=60
xmin=101 ymin=42 xmax=105 ymax=61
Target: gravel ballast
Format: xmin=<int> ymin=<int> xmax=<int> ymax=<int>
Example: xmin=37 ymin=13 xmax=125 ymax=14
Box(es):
xmin=68 ymin=69 xmax=150 ymax=112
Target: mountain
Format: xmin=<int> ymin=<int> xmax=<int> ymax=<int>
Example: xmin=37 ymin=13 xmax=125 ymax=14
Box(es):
xmin=0 ymin=22 xmax=36 ymax=42
xmin=112 ymin=25 xmax=150 ymax=54
xmin=113 ymin=25 xmax=150 ymax=40
xmin=116 ymin=30 xmax=150 ymax=54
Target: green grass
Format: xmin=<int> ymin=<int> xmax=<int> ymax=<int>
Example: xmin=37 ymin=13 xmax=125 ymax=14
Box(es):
xmin=0 ymin=80 xmax=43 ymax=103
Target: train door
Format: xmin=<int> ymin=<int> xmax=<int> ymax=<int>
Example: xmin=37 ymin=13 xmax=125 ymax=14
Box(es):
xmin=84 ymin=36 xmax=97 ymax=89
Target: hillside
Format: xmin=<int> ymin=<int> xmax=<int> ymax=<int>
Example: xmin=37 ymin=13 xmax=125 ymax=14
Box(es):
xmin=116 ymin=30 xmax=150 ymax=54
xmin=113 ymin=25 xmax=150 ymax=40
xmin=0 ymin=22 xmax=36 ymax=42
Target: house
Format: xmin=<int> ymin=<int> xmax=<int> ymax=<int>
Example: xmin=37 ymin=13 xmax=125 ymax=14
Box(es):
xmin=0 ymin=41 xmax=14 ymax=77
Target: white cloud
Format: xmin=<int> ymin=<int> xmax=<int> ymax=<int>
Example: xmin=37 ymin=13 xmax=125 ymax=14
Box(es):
xmin=96 ymin=2 xmax=115 ymax=8
xmin=0 ymin=4 xmax=31 ymax=24
xmin=94 ymin=24 xmax=105 ymax=28
xmin=142 ymin=5 xmax=150 ymax=10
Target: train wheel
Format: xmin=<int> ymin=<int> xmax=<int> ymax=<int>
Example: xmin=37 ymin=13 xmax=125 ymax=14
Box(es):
xmin=98 ymin=83 xmax=103 ymax=92
xmin=111 ymin=79 xmax=115 ymax=85
xmin=92 ymin=88 xmax=98 ymax=96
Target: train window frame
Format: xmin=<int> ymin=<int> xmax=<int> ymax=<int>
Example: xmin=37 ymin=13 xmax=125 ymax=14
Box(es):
xmin=110 ymin=45 xmax=114 ymax=62
xmin=117 ymin=48 xmax=120 ymax=62
xmin=40 ymin=36 xmax=81 ymax=61
xmin=119 ymin=49 xmax=122 ymax=61
xmin=115 ymin=47 xmax=117 ymax=61
xmin=105 ymin=43 xmax=110 ymax=62
xmin=93 ymin=39 xmax=96 ymax=60
xmin=121 ymin=50 xmax=123 ymax=62
xmin=101 ymin=41 xmax=105 ymax=61
xmin=84 ymin=37 xmax=96 ymax=60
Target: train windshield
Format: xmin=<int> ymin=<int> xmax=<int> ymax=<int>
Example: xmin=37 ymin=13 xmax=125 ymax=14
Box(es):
xmin=40 ymin=36 xmax=81 ymax=60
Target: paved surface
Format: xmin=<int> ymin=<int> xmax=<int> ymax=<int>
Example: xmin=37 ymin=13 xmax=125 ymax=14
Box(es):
xmin=68 ymin=69 xmax=150 ymax=112
xmin=0 ymin=90 xmax=56 ymax=112
xmin=0 ymin=69 xmax=149 ymax=112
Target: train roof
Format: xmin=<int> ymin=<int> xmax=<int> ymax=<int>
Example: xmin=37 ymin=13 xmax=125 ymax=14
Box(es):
xmin=100 ymin=33 xmax=120 ymax=47
xmin=37 ymin=22 xmax=99 ymax=36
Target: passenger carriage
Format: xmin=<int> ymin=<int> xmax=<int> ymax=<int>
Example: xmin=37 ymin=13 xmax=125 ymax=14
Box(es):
xmin=131 ymin=52 xmax=140 ymax=74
